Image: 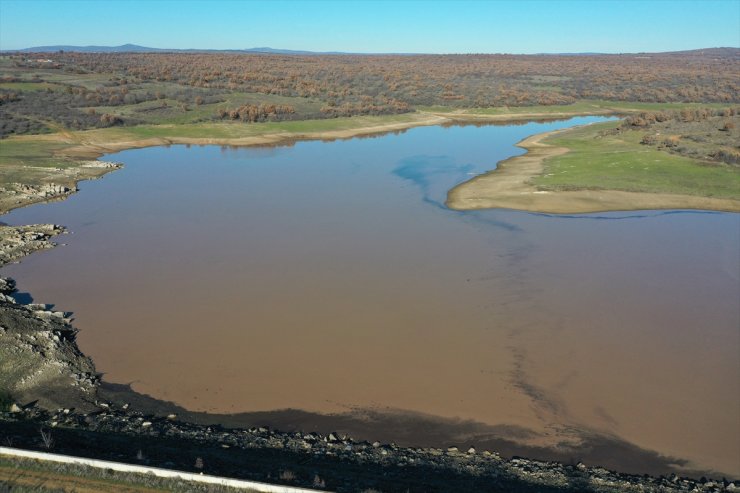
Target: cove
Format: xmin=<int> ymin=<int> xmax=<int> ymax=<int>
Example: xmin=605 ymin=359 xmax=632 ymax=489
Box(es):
xmin=2 ymin=117 xmax=738 ymax=476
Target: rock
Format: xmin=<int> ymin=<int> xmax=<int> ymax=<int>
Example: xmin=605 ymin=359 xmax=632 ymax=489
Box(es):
xmin=9 ymin=403 xmax=22 ymax=413
xmin=328 ymin=432 xmax=340 ymax=442
xmin=80 ymin=160 xmax=121 ymax=169
xmin=0 ymin=403 xmax=724 ymax=493
xmin=0 ymin=278 xmax=16 ymax=294
xmin=167 ymin=413 xmax=177 ymax=420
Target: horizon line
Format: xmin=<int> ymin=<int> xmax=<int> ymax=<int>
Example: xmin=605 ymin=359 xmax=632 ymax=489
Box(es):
xmin=4 ymin=43 xmax=740 ymax=56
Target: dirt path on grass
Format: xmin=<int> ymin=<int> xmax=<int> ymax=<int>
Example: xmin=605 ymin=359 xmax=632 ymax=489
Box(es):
xmin=446 ymin=128 xmax=740 ymax=213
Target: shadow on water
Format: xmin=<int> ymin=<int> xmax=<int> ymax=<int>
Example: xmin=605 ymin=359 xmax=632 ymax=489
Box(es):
xmin=99 ymin=381 xmax=712 ymax=479
xmin=10 ymin=291 xmax=34 ymax=304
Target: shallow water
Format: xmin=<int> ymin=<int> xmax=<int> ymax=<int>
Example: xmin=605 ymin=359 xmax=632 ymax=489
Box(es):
xmin=2 ymin=117 xmax=739 ymax=476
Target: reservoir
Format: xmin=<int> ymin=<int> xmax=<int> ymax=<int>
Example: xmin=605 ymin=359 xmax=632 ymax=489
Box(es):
xmin=2 ymin=117 xmax=738 ymax=476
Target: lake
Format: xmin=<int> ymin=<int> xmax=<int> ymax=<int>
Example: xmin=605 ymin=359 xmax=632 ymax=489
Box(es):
xmin=2 ymin=117 xmax=738 ymax=476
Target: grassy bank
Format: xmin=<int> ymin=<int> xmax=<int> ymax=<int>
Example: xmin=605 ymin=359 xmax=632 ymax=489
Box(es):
xmin=447 ymin=112 xmax=740 ymax=213
xmin=533 ymin=120 xmax=740 ymax=199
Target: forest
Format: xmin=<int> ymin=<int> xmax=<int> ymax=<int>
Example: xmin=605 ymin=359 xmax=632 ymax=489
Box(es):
xmin=1 ymin=49 xmax=738 ymax=137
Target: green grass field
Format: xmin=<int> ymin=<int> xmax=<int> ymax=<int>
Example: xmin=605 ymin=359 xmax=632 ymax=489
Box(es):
xmin=2 ymin=113 xmax=425 ymax=148
xmin=534 ymin=120 xmax=740 ymax=199
xmin=0 ymin=138 xmax=82 ymax=185
xmin=109 ymin=112 xmax=425 ymax=139
xmin=0 ymin=138 xmax=74 ymax=169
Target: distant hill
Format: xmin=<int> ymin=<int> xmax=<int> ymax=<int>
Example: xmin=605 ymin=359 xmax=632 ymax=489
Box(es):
xmin=13 ymin=44 xmax=168 ymax=53
xmin=6 ymin=45 xmax=740 ymax=57
xmin=541 ymin=48 xmax=739 ymax=57
xmin=654 ymin=47 xmax=740 ymax=57
xmin=243 ymin=47 xmax=349 ymax=55
xmin=9 ymin=44 xmax=355 ymax=55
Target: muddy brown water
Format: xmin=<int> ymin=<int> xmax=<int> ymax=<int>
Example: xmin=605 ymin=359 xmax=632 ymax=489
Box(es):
xmin=2 ymin=118 xmax=739 ymax=477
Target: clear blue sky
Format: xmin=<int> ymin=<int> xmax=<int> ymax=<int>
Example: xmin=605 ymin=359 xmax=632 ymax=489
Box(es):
xmin=1 ymin=0 xmax=738 ymax=53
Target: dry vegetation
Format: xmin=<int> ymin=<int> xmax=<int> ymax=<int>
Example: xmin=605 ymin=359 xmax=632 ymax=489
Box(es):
xmin=621 ymin=107 xmax=739 ymax=164
xmin=1 ymin=49 xmax=738 ymax=213
xmin=1 ymin=49 xmax=738 ymax=137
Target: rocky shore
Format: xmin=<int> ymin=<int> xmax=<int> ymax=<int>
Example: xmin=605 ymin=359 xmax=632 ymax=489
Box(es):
xmin=0 ymin=225 xmax=100 ymax=412
xmin=0 ymin=161 xmax=121 ymax=214
xmin=0 ymin=224 xmax=65 ymax=265
xmin=3 ymin=403 xmax=736 ymax=493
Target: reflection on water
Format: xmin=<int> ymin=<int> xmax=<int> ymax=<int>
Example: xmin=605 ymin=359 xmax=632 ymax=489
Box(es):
xmin=2 ymin=117 xmax=738 ymax=476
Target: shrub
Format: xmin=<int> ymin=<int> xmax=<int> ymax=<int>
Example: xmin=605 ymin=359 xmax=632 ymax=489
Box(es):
xmin=0 ymin=388 xmax=12 ymax=411
xmin=661 ymin=135 xmax=681 ymax=147
xmin=99 ymin=113 xmax=123 ymax=126
xmin=713 ymin=148 xmax=740 ymax=164
xmin=279 ymin=470 xmax=296 ymax=482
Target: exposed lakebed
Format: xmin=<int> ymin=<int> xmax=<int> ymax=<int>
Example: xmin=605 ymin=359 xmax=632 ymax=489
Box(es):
xmin=2 ymin=117 xmax=738 ymax=476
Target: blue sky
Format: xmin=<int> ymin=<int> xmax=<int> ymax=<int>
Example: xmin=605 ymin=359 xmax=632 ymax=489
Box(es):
xmin=1 ymin=0 xmax=738 ymax=53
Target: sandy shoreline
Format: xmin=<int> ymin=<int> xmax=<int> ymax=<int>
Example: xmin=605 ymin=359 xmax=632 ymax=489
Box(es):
xmin=446 ymin=126 xmax=740 ymax=214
